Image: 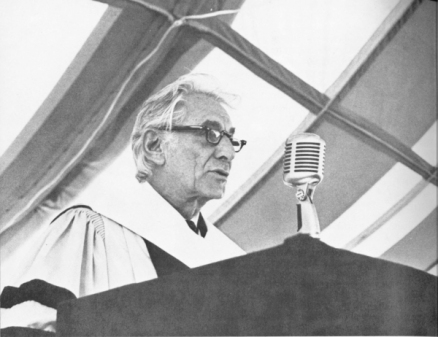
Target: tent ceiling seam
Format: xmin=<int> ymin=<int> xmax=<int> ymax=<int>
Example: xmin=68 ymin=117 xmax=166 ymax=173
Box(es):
xmin=343 ymin=176 xmax=436 ymax=251
xmin=184 ymin=16 xmax=437 ymax=186
xmin=0 ymin=7 xmax=123 ymax=177
xmin=323 ymin=109 xmax=437 ymax=184
xmin=0 ymin=14 xmax=181 ymax=233
xmin=326 ymin=0 xmax=422 ymax=101
xmin=186 ymin=20 xmax=328 ymax=114
xmin=198 ymin=1 xmax=435 ymax=225
xmin=0 ymin=4 xmax=246 ymax=233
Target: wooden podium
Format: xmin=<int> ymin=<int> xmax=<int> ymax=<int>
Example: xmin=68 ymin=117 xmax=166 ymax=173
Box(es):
xmin=57 ymin=235 xmax=437 ymax=336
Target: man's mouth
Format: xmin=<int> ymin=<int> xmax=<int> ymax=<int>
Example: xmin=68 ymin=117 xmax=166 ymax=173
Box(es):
xmin=211 ymin=169 xmax=229 ymax=178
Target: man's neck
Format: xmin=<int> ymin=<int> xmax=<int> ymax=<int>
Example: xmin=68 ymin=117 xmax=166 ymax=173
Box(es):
xmin=171 ymin=197 xmax=204 ymax=220
xmin=148 ymin=180 xmax=206 ymax=220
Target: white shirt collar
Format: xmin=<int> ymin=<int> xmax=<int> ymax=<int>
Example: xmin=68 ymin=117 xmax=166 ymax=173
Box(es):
xmin=116 ymin=183 xmax=245 ymax=268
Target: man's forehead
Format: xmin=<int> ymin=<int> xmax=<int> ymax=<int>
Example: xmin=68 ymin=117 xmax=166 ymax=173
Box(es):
xmin=202 ymin=119 xmax=236 ymax=134
xmin=184 ymin=94 xmax=234 ymax=131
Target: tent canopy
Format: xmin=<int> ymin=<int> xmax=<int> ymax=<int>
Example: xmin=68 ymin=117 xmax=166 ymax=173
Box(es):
xmin=0 ymin=0 xmax=436 ymax=286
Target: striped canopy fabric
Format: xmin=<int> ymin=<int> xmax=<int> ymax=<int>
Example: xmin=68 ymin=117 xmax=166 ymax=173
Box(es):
xmin=0 ymin=0 xmax=436 ymax=283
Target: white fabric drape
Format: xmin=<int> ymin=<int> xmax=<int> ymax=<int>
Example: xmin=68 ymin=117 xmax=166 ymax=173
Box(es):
xmin=16 ymin=207 xmax=157 ymax=298
xmin=5 ymin=184 xmax=246 ymax=298
xmin=0 ymin=184 xmax=246 ymax=331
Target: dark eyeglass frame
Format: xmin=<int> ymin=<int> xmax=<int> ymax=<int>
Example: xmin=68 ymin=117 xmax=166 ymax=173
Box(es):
xmin=167 ymin=125 xmax=247 ymax=153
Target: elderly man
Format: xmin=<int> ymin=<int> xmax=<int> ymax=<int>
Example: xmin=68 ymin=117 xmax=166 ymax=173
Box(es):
xmin=128 ymin=73 xmax=247 ymax=276
xmin=1 ymin=74 xmax=247 ymax=333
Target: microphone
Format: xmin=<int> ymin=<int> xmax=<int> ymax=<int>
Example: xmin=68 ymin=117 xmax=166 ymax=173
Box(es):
xmin=283 ymin=133 xmax=326 ymax=238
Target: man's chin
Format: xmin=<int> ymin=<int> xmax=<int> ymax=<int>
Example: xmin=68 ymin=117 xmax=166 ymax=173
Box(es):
xmin=202 ymin=186 xmax=226 ymax=201
xmin=197 ymin=180 xmax=228 ymax=201
xmin=208 ymin=189 xmax=225 ymax=200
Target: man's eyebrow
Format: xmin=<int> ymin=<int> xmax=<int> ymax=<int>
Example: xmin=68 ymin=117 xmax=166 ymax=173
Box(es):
xmin=201 ymin=120 xmax=235 ymax=134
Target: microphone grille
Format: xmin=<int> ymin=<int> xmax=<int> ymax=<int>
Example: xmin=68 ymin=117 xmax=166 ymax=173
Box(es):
xmin=283 ymin=133 xmax=326 ymax=187
xmin=294 ymin=141 xmax=324 ymax=174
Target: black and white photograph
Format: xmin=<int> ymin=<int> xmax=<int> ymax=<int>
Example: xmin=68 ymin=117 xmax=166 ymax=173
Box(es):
xmin=0 ymin=0 xmax=436 ymax=335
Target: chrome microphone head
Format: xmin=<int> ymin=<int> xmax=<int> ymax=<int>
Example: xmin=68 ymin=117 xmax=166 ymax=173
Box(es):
xmin=283 ymin=133 xmax=326 ymax=188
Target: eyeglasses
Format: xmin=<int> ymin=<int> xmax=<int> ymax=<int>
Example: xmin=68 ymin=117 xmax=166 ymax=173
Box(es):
xmin=168 ymin=125 xmax=247 ymax=153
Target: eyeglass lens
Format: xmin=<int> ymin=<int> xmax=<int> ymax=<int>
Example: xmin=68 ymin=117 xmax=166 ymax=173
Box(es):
xmin=206 ymin=129 xmax=243 ymax=152
xmin=206 ymin=129 xmax=221 ymax=143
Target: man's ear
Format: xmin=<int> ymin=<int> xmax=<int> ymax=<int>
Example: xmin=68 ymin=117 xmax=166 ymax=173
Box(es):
xmin=142 ymin=129 xmax=166 ymax=166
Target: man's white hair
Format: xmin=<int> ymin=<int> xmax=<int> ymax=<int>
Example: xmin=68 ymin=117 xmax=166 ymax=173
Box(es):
xmin=131 ymin=73 xmax=235 ymax=183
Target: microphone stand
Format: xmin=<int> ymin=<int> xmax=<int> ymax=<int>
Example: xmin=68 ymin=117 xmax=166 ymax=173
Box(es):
xmin=295 ymin=183 xmax=320 ymax=238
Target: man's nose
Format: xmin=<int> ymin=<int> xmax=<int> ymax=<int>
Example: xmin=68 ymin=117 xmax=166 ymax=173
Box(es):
xmin=215 ymin=136 xmax=235 ymax=161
